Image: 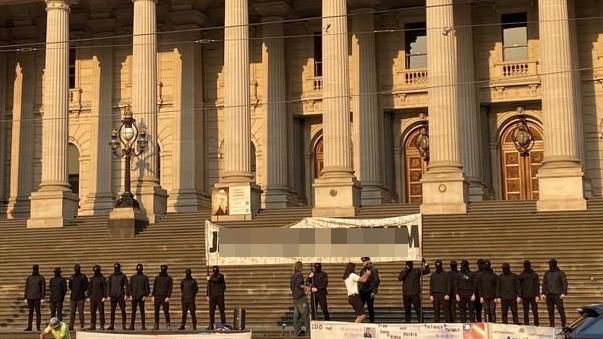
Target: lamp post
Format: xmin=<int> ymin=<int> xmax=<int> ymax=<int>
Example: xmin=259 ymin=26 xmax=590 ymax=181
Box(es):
xmin=109 ymin=106 xmax=148 ymax=208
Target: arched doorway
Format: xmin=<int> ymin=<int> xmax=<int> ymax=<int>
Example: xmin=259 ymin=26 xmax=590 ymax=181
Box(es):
xmin=313 ymin=136 xmax=324 ymax=179
xmin=500 ymin=120 xmax=544 ymax=200
xmin=404 ymin=128 xmax=428 ymax=204
xmin=68 ymin=143 xmax=80 ymax=195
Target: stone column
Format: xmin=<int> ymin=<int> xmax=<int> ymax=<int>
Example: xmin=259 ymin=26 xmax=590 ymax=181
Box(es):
xmin=262 ymin=18 xmax=289 ymax=208
xmin=421 ymin=0 xmax=468 ymax=214
xmin=312 ymin=0 xmax=360 ymax=217
xmin=28 ymin=0 xmax=79 ymax=228
xmin=7 ymin=52 xmax=35 ymax=219
xmin=131 ymin=0 xmax=167 ymax=223
xmin=0 ymin=43 xmax=8 ymax=211
xmin=213 ymin=0 xmax=260 ymax=220
xmin=167 ymin=3 xmax=207 ymax=212
xmin=351 ymin=7 xmax=383 ymax=206
xmin=536 ymin=0 xmax=586 ymax=211
xmin=456 ymin=2 xmax=486 ymax=201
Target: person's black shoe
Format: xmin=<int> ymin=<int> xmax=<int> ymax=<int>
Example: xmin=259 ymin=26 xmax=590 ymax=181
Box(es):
xmin=192 ymin=325 xmax=197 ymax=331
xmin=178 ymin=325 xmax=185 ymax=331
xmin=106 ymin=326 xmax=114 ymax=331
xmin=69 ymin=326 xmax=74 ymax=331
xmin=24 ymin=327 xmax=32 ymax=332
xmin=141 ymin=326 xmax=146 ymax=331
xmin=86 ymin=326 xmax=96 ymax=331
xmin=152 ymin=324 xmax=159 ymax=330
xmin=128 ymin=326 xmax=135 ymax=331
xmin=206 ymin=326 xmax=214 ymax=330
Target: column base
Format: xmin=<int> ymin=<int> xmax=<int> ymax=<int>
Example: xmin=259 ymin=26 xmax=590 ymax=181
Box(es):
xmin=107 ymin=206 xmax=148 ymax=238
xmin=537 ymin=163 xmax=586 ymax=212
xmin=360 ymin=183 xmax=385 ymax=206
xmin=167 ymin=189 xmax=204 ymax=213
xmin=262 ymin=188 xmax=289 ymax=209
xmin=136 ymin=185 xmax=168 ymax=224
xmin=6 ymin=196 xmax=31 ymax=219
xmin=468 ymin=180 xmax=489 ymax=202
xmin=211 ymin=182 xmax=261 ymax=221
xmin=312 ymin=175 xmax=360 ymax=217
xmin=79 ymin=193 xmax=115 ymax=216
xmin=27 ymin=189 xmax=79 ymax=228
xmin=420 ymin=170 xmax=468 ymax=215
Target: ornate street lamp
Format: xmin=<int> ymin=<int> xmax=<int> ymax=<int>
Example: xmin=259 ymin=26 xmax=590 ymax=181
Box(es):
xmin=512 ymin=107 xmax=534 ymax=157
xmin=416 ymin=115 xmax=430 ymax=162
xmin=109 ymin=106 xmax=148 ymax=208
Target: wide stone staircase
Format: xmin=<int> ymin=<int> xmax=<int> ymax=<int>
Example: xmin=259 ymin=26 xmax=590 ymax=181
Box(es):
xmin=1 ymin=200 xmax=603 ymax=338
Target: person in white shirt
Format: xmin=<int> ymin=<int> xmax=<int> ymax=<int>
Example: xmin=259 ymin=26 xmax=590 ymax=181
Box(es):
xmin=342 ymin=262 xmax=372 ymax=323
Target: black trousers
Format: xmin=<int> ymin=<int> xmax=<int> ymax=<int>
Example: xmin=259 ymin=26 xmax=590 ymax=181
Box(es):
xmin=482 ymin=298 xmax=496 ymax=323
xmin=546 ymin=294 xmax=566 ymax=327
xmin=26 ymin=299 xmax=41 ymax=330
xmin=181 ymin=301 xmax=197 ymax=327
xmin=359 ymin=290 xmax=375 ymax=323
xmin=448 ymin=296 xmax=457 ymax=322
xmin=522 ymin=297 xmax=539 ymax=326
xmin=403 ymin=294 xmax=422 ymax=323
xmin=69 ymin=299 xmax=85 ymax=329
xmin=49 ymin=300 xmax=64 ymax=321
xmin=90 ymin=299 xmax=105 ymax=328
xmin=310 ymin=293 xmax=330 ymax=321
xmin=154 ymin=297 xmax=170 ymax=325
xmin=432 ymin=293 xmax=449 ymax=323
xmin=110 ymin=296 xmax=127 ymax=328
xmin=458 ymin=292 xmax=475 ymax=323
xmin=474 ymin=292 xmax=482 ymax=322
xmin=501 ymin=298 xmax=519 ymax=324
xmin=209 ymin=295 xmax=226 ymax=327
xmin=131 ymin=298 xmax=146 ymax=327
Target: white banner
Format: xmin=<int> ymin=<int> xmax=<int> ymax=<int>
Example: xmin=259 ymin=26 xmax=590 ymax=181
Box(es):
xmin=205 ymin=214 xmax=422 ymax=266
xmin=488 ymin=323 xmax=557 ymax=339
xmin=310 ymin=322 xmax=556 ymax=339
xmin=77 ymin=331 xmax=253 ymax=339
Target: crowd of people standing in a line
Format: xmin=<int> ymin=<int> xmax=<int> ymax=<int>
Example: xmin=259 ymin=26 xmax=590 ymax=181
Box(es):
xmin=290 ymin=257 xmax=569 ymax=337
xmin=24 ymin=263 xmax=227 ymax=335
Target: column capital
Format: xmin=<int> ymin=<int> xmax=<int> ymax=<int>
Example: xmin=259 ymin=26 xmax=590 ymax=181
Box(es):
xmin=253 ymin=1 xmax=293 ymax=18
xmin=348 ymin=0 xmax=380 ymax=11
xmin=45 ymin=0 xmax=74 ymax=12
xmin=132 ymin=0 xmax=158 ymax=3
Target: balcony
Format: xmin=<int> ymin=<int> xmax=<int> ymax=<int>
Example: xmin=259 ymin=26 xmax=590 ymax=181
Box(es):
xmin=493 ymin=60 xmax=539 ymax=82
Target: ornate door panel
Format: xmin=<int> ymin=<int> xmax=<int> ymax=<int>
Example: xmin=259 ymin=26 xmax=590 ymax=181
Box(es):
xmin=404 ymin=130 xmax=428 ymax=204
xmin=501 ymin=123 xmax=543 ymax=200
xmin=314 ymin=137 xmax=324 ymax=179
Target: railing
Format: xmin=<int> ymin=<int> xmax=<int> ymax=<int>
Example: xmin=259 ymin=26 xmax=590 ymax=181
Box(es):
xmin=313 ymin=77 xmax=323 ymax=90
xmin=68 ymin=88 xmax=82 ymax=114
xmin=494 ymin=60 xmax=539 ymax=79
xmin=400 ymin=69 xmax=428 ymax=86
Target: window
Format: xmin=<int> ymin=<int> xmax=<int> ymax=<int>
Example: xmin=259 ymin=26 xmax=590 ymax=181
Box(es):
xmin=405 ymin=22 xmax=427 ymax=69
xmin=502 ymin=13 xmax=528 ymax=61
xmin=313 ymin=32 xmax=322 ymax=78
xmin=68 ymin=143 xmax=79 ymax=194
xmin=69 ymin=48 xmax=76 ymax=89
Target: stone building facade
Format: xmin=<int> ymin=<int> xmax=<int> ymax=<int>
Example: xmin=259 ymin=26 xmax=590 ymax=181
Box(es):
xmin=0 ymin=0 xmax=601 ymax=225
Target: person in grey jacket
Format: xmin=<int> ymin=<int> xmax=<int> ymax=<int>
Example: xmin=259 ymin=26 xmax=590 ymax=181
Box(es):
xmin=128 ymin=263 xmax=150 ymax=330
xmin=290 ymin=261 xmax=309 ymax=337
xmin=541 ymin=258 xmax=568 ymax=327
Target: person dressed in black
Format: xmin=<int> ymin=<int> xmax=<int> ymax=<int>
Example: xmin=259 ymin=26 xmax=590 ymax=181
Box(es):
xmin=24 ymin=264 xmax=46 ymax=331
xmin=359 ymin=257 xmax=380 ymax=323
xmin=206 ymin=265 xmax=226 ymax=330
xmin=179 ymin=268 xmax=199 ymax=330
xmin=542 ymin=258 xmax=568 ymax=328
xmin=456 ymin=260 xmax=476 ymax=323
xmin=474 ymin=259 xmax=485 ymax=322
xmin=129 ymin=263 xmax=150 ymax=330
xmin=477 ymin=260 xmax=497 ymax=323
xmin=398 ymin=258 xmax=430 ymax=323
xmin=49 ymin=267 xmax=67 ymax=321
xmin=448 ymin=260 xmax=460 ymax=322
xmin=152 ymin=264 xmax=173 ymax=330
xmin=519 ymin=260 xmax=540 ymax=326
xmin=429 ymin=260 xmax=450 ymax=323
xmin=87 ymin=265 xmax=107 ymax=330
xmin=497 ymin=263 xmax=521 ymax=324
xmin=107 ymin=262 xmax=129 ymax=330
xmin=68 ymin=264 xmax=88 ymax=330
xmin=308 ymin=263 xmax=329 ymax=321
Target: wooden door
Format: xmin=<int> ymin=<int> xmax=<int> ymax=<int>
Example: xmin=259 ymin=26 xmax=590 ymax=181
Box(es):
xmin=404 ymin=130 xmax=428 ymax=204
xmin=501 ymin=123 xmax=543 ymax=200
xmin=314 ymin=137 xmax=324 ymax=179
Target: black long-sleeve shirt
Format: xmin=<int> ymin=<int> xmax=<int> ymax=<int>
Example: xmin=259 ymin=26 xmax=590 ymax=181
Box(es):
xmin=457 ymin=270 xmax=476 ymax=295
xmin=497 ymin=273 xmax=521 ymax=300
xmin=153 ymin=274 xmax=173 ymax=298
xmin=309 ymin=271 xmax=328 ymax=296
xmin=24 ymin=274 xmax=46 ymax=300
xmin=129 ymin=273 xmax=150 ymax=300
xmin=69 ymin=273 xmax=88 ymax=301
xmin=87 ymin=275 xmax=107 ymax=301
xmin=108 ymin=272 xmax=129 ymax=298
xmin=359 ymin=266 xmax=380 ymax=294
xmin=181 ymin=278 xmax=198 ymax=303
xmin=519 ymin=270 xmax=540 ymax=298
xmin=398 ymin=265 xmax=430 ymax=296
xmin=542 ymin=269 xmax=568 ymax=295
xmin=49 ymin=276 xmax=67 ymax=302
xmin=477 ymin=270 xmax=498 ymax=299
xmin=430 ymin=270 xmax=451 ymax=295
xmin=206 ymin=273 xmax=226 ymax=298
